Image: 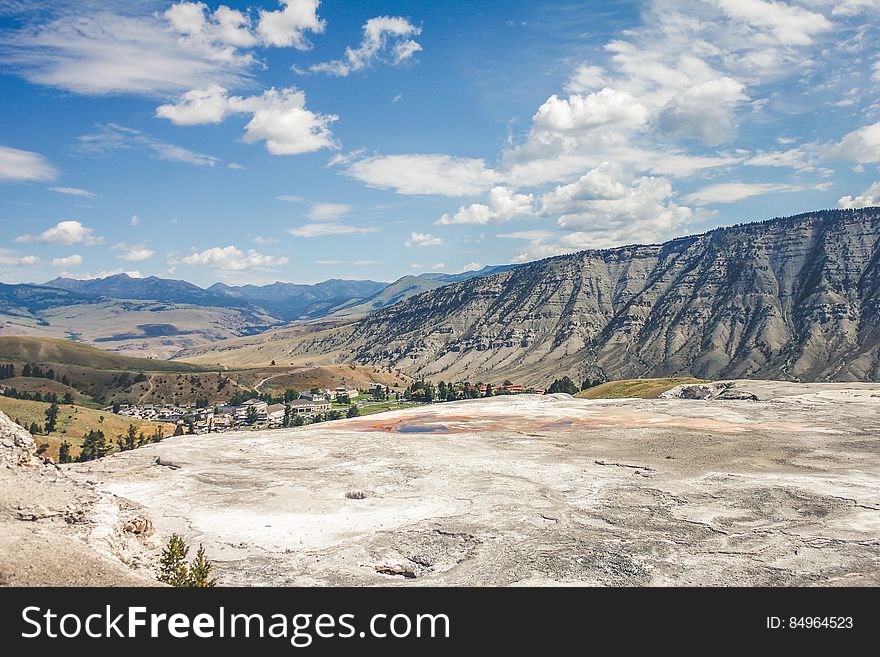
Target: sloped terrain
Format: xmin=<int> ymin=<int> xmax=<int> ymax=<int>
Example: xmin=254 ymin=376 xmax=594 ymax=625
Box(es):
xmin=181 ymin=208 xmax=880 ymax=385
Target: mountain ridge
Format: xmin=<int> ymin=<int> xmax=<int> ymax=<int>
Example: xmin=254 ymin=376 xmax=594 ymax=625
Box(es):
xmin=178 ymin=208 xmax=880 ymax=385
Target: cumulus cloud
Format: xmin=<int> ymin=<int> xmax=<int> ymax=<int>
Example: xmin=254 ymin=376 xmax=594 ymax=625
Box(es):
xmin=112 ymin=243 xmax=155 ymax=262
xmin=405 ymin=232 xmax=443 ymax=247
xmin=51 ymin=254 xmax=83 ymax=268
xmin=78 ymin=123 xmax=220 ymax=166
xmin=310 ymin=16 xmax=422 ymax=76
xmin=825 ymin=122 xmax=880 ymax=164
xmin=543 ymin=168 xmax=695 ymax=249
xmin=348 ymin=154 xmax=498 ymax=196
xmin=156 ymin=86 xmax=337 ymax=155
xmin=257 ymin=0 xmax=325 ymax=49
xmin=654 ymin=77 xmax=748 ymax=145
xmin=533 ymin=88 xmax=648 ymax=133
xmin=0 ymin=145 xmax=57 ymax=182
xmin=838 ymin=181 xmax=880 ymax=209
xmin=58 ymin=269 xmax=143 ymax=281
xmin=0 ymin=249 xmax=42 ymax=268
xmin=564 ymin=65 xmax=605 ymax=93
xmin=48 ymin=186 xmax=98 ymax=198
xmin=437 ymin=187 xmax=535 ymax=225
xmin=15 ymin=220 xmax=103 ymax=246
xmin=176 ymin=245 xmax=288 ymax=271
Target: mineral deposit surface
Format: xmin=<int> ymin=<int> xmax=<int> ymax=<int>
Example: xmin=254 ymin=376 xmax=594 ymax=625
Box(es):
xmin=64 ymin=381 xmax=880 ymax=586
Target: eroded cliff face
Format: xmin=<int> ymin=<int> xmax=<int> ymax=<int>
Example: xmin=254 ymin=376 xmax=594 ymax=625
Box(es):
xmin=318 ymin=208 xmax=880 ymax=384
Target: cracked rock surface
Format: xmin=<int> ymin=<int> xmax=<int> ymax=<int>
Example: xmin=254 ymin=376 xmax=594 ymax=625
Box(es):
xmin=53 ymin=382 xmax=880 ymax=585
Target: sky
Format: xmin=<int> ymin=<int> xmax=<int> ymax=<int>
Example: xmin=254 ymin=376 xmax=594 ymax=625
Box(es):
xmin=1 ymin=0 xmax=879 ymax=287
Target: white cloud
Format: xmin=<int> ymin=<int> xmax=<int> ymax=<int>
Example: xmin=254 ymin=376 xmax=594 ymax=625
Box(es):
xmin=310 ymin=16 xmax=422 ymax=76
xmin=58 ymin=269 xmax=143 ymax=281
xmin=51 ymin=254 xmax=83 ymax=268
xmin=287 ymin=223 xmax=377 ymax=238
xmin=533 ymin=88 xmax=649 ymax=133
xmin=455 ymin=262 xmax=482 ymax=274
xmin=130 ymin=214 xmax=139 ymax=226
xmin=2 ymin=2 xmax=328 ymax=96
xmin=683 ymin=181 xmax=808 ymax=205
xmin=307 ymin=202 xmax=351 ymax=221
xmin=276 ymin=194 xmax=305 ymax=203
xmin=112 ymin=243 xmax=155 ymax=262
xmin=405 ymin=232 xmax=443 ymax=247
xmin=2 ymin=7 xmax=254 ymax=95
xmin=437 ymin=187 xmax=535 ymax=225
xmin=15 ymin=220 xmax=103 ymax=246
xmin=253 ymin=236 xmax=279 ymax=245
xmin=78 ymin=123 xmax=219 ymax=166
xmin=48 ymin=186 xmax=97 ymax=198
xmin=176 ymin=245 xmax=288 ymax=271
xmin=539 ymin=170 xmax=696 ymax=249
xmin=257 ymin=0 xmax=325 ymax=49
xmin=564 ymin=65 xmax=605 ymax=93
xmin=838 ymin=181 xmax=880 ymax=209
xmin=156 ymin=86 xmax=337 ymax=155
xmin=0 ymin=250 xmax=42 ymax=267
xmin=655 ymin=77 xmax=748 ymax=145
xmin=826 ymin=122 xmax=880 ymax=164
xmin=348 ymin=154 xmax=498 ymax=196
xmin=227 ymin=162 xmax=245 ymax=170
xmin=711 ymin=0 xmax=832 ymax=46
xmin=0 ymin=145 xmax=57 ymax=182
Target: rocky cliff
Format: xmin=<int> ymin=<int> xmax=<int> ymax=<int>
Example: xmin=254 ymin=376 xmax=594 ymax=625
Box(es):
xmin=309 ymin=208 xmax=880 ymax=384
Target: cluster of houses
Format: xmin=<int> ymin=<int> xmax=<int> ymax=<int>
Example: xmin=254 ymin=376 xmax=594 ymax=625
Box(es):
xmin=112 ymin=386 xmax=359 ymax=434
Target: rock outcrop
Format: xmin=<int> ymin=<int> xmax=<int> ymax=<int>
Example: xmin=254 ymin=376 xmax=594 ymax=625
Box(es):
xmin=0 ymin=411 xmax=160 ymax=585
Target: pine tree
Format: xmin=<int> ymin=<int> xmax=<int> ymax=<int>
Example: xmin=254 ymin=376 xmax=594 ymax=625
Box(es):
xmin=58 ymin=441 xmax=72 ymax=464
xmin=44 ymin=402 xmax=59 ymax=433
xmin=186 ymin=545 xmax=217 ymax=587
xmin=158 ymin=534 xmax=190 ymax=587
xmin=347 ymin=405 xmax=360 ymax=418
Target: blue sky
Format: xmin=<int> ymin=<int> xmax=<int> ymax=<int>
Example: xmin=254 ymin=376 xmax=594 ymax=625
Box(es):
xmin=1 ymin=0 xmax=879 ymax=287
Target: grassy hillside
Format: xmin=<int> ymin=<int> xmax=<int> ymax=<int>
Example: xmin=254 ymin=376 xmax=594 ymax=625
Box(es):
xmin=0 ymin=336 xmax=204 ymax=371
xmin=0 ymin=396 xmax=171 ymax=461
xmin=0 ymin=376 xmax=91 ymax=404
xmin=575 ymin=378 xmax=708 ymax=399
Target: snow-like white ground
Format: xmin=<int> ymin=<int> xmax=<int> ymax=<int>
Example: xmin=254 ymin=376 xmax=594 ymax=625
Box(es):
xmin=71 ymin=383 xmax=880 ymax=586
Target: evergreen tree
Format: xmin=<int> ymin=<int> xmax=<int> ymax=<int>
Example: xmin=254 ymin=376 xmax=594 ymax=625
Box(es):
xmin=63 ymin=392 xmax=73 ymax=405
xmin=28 ymin=422 xmax=41 ymax=435
xmin=347 ymin=405 xmax=360 ymax=418
xmin=186 ymin=545 xmax=217 ymax=587
xmin=158 ymin=534 xmax=190 ymax=587
xmin=485 ymin=383 xmax=493 ymax=397
xmin=173 ymin=424 xmax=185 ymax=436
xmin=44 ymin=402 xmax=59 ymax=433
xmin=78 ymin=430 xmax=111 ymax=461
xmin=246 ymin=406 xmax=258 ymax=425
xmin=292 ymin=414 xmax=305 ymax=427
xmin=547 ymin=377 xmax=579 ymax=395
xmin=58 ymin=441 xmax=72 ymax=464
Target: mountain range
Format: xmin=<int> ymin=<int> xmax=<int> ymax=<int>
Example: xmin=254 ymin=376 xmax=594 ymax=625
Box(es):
xmin=178 ymin=208 xmax=880 ymax=385
xmin=0 ymin=264 xmax=517 ymax=358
